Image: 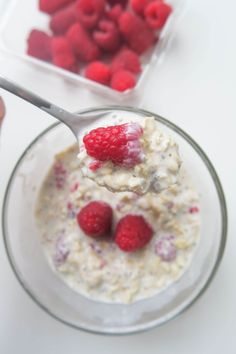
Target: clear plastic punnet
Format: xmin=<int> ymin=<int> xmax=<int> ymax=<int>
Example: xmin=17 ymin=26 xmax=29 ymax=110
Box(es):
xmin=0 ymin=0 xmax=184 ymax=101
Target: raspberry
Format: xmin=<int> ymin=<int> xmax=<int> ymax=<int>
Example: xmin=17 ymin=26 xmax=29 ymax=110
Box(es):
xmin=110 ymin=69 xmax=136 ymax=92
xmin=27 ymin=29 xmax=52 ymax=61
xmin=89 ymin=160 xmax=103 ymax=171
xmin=39 ymin=0 xmax=74 ymax=14
xmin=49 ymin=3 xmax=77 ymax=35
xmin=93 ymin=20 xmax=120 ymax=52
xmin=155 ymin=236 xmax=176 ymax=261
xmin=77 ymin=201 xmax=113 ymax=237
xmin=145 ymin=1 xmax=172 ymax=29
xmin=119 ymin=12 xmax=155 ymax=54
xmin=75 ymin=0 xmax=105 ymax=30
xmin=83 ymin=122 xmax=143 ymax=167
xmin=51 ymin=37 xmax=78 ymax=72
xmin=115 ymin=215 xmax=153 ymax=252
xmin=107 ymin=0 xmax=128 ymax=7
xmin=131 ymin=0 xmax=154 ymax=15
xmin=106 ymin=4 xmax=123 ymax=23
xmin=188 ymin=206 xmax=199 ymax=214
xmin=54 ymin=234 xmax=70 ymax=266
xmin=111 ymin=48 xmax=141 ymax=74
xmin=85 ymin=61 xmax=111 ymax=85
xmin=66 ymin=23 xmax=101 ymax=62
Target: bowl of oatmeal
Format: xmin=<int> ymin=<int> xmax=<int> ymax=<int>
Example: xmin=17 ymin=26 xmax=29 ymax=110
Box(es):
xmin=2 ymin=106 xmax=227 ymax=335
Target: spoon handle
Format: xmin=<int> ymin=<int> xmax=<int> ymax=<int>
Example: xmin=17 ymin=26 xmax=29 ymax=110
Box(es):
xmin=0 ymin=76 xmax=76 ymax=133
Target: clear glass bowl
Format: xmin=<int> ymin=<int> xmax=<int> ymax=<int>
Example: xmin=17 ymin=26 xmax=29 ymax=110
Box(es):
xmin=2 ymin=106 xmax=227 ymax=335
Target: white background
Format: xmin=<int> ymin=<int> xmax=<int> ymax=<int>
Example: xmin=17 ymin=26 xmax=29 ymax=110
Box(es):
xmin=0 ymin=0 xmax=236 ymax=352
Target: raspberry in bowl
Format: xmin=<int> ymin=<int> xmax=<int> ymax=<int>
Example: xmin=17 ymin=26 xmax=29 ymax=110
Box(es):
xmin=2 ymin=106 xmax=227 ymax=334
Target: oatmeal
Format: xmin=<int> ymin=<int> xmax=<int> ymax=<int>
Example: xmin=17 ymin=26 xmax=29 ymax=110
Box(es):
xmin=78 ymin=116 xmax=181 ymax=194
xmin=36 ymin=145 xmax=200 ymax=304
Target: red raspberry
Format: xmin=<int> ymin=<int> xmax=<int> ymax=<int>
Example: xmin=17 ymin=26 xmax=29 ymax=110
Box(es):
xmin=89 ymin=160 xmax=103 ymax=171
xmin=93 ymin=20 xmax=120 ymax=52
xmin=75 ymin=0 xmax=105 ymax=30
xmin=107 ymin=0 xmax=128 ymax=7
xmin=66 ymin=23 xmax=101 ymax=62
xmin=83 ymin=122 xmax=143 ymax=167
xmin=115 ymin=215 xmax=153 ymax=252
xmin=51 ymin=37 xmax=79 ymax=72
xmin=131 ymin=0 xmax=154 ymax=15
xmin=49 ymin=3 xmax=77 ymax=35
xmin=39 ymin=0 xmax=74 ymax=14
xmin=111 ymin=48 xmax=141 ymax=74
xmin=85 ymin=61 xmax=111 ymax=85
xmin=111 ymin=69 xmax=136 ymax=92
xmin=119 ymin=12 xmax=156 ymax=54
xmin=77 ymin=201 xmax=113 ymax=237
xmin=155 ymin=236 xmax=176 ymax=261
xmin=188 ymin=206 xmax=199 ymax=214
xmin=145 ymin=1 xmax=172 ymax=29
xmin=106 ymin=4 xmax=123 ymax=23
xmin=27 ymin=29 xmax=52 ymax=61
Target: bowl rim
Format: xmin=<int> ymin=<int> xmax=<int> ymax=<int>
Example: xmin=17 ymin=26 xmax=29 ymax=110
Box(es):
xmin=1 ymin=105 xmax=228 ymax=335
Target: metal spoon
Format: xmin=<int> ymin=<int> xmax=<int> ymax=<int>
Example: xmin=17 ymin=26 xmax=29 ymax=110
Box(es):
xmin=0 ymin=76 xmax=109 ymax=138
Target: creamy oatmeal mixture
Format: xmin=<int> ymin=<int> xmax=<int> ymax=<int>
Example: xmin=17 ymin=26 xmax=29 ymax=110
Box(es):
xmin=36 ymin=143 xmax=200 ymax=304
xmin=78 ymin=117 xmax=181 ymax=194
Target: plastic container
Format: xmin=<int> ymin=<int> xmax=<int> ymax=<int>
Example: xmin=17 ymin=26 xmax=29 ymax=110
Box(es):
xmin=0 ymin=0 xmax=184 ymax=101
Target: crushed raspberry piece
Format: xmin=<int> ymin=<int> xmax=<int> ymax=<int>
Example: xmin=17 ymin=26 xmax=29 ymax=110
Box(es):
xmin=39 ymin=0 xmax=75 ymax=14
xmin=89 ymin=160 xmax=104 ymax=171
xmin=75 ymin=0 xmax=105 ymax=30
xmin=54 ymin=234 xmax=70 ymax=266
xmin=115 ymin=215 xmax=153 ymax=252
xmin=111 ymin=48 xmax=141 ymax=74
xmin=166 ymin=201 xmax=174 ymax=209
xmin=106 ymin=4 xmax=123 ymax=23
xmin=99 ymin=259 xmax=107 ymax=269
xmin=115 ymin=202 xmax=125 ymax=211
xmin=66 ymin=201 xmax=78 ymax=218
xmin=49 ymin=3 xmax=77 ymax=35
xmin=107 ymin=0 xmax=128 ymax=7
xmin=110 ymin=69 xmax=136 ymax=92
xmin=83 ymin=122 xmax=143 ymax=167
xmin=27 ymin=30 xmax=52 ymax=61
xmin=155 ymin=235 xmax=177 ymax=261
xmin=189 ymin=206 xmax=199 ymax=214
xmin=145 ymin=1 xmax=172 ymax=29
xmin=70 ymin=182 xmax=79 ymax=192
xmin=119 ymin=11 xmax=155 ymax=54
xmin=93 ymin=20 xmax=120 ymax=52
xmin=66 ymin=23 xmax=101 ymax=62
xmin=51 ymin=37 xmax=79 ymax=72
xmin=77 ymin=201 xmax=113 ymax=237
xmin=67 ymin=201 xmax=73 ymax=210
xmin=131 ymin=0 xmax=153 ymax=15
xmin=53 ymin=161 xmax=67 ymax=189
xmin=90 ymin=242 xmax=102 ymax=254
xmin=85 ymin=61 xmax=111 ymax=85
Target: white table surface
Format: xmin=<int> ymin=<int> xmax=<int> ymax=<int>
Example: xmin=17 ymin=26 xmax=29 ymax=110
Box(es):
xmin=0 ymin=0 xmax=236 ymax=352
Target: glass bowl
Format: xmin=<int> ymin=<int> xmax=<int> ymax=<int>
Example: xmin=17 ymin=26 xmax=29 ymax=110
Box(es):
xmin=2 ymin=106 xmax=227 ymax=335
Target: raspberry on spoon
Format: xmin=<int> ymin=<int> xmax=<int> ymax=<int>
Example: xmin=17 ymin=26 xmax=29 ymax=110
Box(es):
xmin=83 ymin=122 xmax=143 ymax=167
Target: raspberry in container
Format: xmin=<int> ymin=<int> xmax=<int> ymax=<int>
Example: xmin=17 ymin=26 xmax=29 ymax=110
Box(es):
xmin=0 ymin=0 xmax=184 ymax=101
